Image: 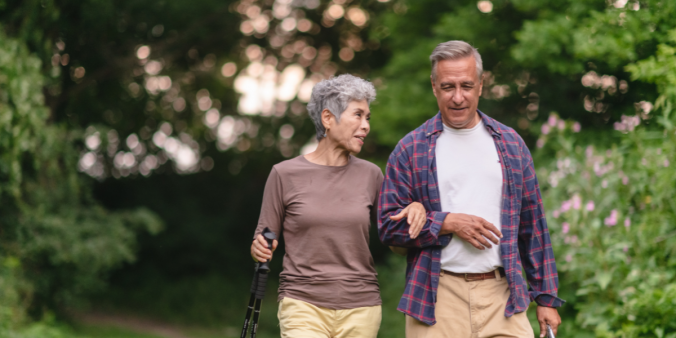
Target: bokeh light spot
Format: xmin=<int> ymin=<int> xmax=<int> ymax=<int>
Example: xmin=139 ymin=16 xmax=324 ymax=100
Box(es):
xmin=477 ymin=0 xmax=493 ymax=13
xmin=327 ymin=4 xmax=345 ymax=20
xmin=347 ymin=7 xmax=368 ymax=27
xmin=339 ymin=47 xmax=354 ymax=61
xmin=222 ymin=62 xmax=237 ymax=77
xmin=279 ymin=124 xmax=295 ymax=139
xmin=136 ymin=45 xmax=151 ymax=59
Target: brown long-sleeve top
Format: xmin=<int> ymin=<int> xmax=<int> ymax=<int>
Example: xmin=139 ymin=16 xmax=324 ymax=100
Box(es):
xmin=254 ymin=155 xmax=383 ymax=309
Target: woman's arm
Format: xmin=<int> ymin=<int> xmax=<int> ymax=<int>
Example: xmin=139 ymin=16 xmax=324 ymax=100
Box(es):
xmin=251 ymin=167 xmax=284 ymax=262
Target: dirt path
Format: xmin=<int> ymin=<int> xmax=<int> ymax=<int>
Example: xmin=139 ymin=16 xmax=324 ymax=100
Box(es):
xmin=76 ymin=311 xmax=191 ymax=338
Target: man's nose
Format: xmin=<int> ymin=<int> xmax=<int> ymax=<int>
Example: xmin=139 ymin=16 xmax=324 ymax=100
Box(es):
xmin=452 ymin=88 xmax=464 ymax=105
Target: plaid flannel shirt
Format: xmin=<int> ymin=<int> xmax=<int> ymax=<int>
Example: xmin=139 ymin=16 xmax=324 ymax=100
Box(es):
xmin=378 ymin=111 xmax=564 ymax=325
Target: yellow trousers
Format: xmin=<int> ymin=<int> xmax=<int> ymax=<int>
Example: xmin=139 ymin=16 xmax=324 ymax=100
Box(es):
xmin=277 ymin=297 xmax=381 ymax=338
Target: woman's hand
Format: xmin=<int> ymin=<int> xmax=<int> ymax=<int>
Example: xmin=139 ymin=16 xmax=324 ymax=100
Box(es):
xmin=251 ymin=234 xmax=279 ymax=262
xmin=389 ymin=202 xmax=427 ymax=239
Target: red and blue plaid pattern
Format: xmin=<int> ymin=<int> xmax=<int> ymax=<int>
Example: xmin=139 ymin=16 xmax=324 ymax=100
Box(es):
xmin=378 ymin=111 xmax=564 ymax=325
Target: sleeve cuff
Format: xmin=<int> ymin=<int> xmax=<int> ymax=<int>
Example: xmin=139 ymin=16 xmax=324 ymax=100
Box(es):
xmin=531 ymin=292 xmax=566 ymax=308
xmin=429 ymin=211 xmax=451 ymax=247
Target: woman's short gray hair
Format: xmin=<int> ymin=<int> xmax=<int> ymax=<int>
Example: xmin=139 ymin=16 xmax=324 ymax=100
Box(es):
xmin=306 ymin=74 xmax=376 ymax=140
xmin=430 ymin=40 xmax=483 ymax=83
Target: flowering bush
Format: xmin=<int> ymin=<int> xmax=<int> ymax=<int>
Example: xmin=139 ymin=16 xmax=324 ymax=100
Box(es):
xmin=535 ymin=112 xmax=676 ymax=337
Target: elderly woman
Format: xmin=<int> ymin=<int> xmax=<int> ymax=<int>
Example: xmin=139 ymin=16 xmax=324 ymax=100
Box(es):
xmin=250 ymin=74 xmax=425 ymax=338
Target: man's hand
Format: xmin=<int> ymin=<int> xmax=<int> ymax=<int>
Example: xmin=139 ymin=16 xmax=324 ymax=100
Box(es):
xmin=440 ymin=213 xmax=502 ymax=249
xmin=250 ymin=234 xmax=279 ymax=262
xmin=389 ymin=202 xmax=427 ymax=239
xmin=536 ymin=306 xmax=561 ymax=337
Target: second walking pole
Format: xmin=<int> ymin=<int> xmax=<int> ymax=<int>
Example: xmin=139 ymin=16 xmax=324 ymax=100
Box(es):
xmin=240 ymin=227 xmax=276 ymax=338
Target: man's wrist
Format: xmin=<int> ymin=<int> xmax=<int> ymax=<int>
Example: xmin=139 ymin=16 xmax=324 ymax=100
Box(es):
xmin=439 ymin=213 xmax=454 ymax=235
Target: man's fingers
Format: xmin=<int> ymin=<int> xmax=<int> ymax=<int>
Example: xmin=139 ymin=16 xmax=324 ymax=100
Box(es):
xmin=468 ymin=238 xmax=485 ymax=250
xmin=480 ymin=228 xmax=500 ymax=245
xmin=476 ymin=235 xmax=492 ymax=249
xmin=272 ymin=239 xmax=279 ymax=251
xmin=481 ymin=220 xmax=503 ymax=238
xmin=538 ymin=320 xmax=546 ymax=338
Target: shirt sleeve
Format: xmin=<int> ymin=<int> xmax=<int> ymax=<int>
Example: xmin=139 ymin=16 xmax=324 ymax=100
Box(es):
xmin=377 ymin=142 xmax=449 ymax=248
xmin=517 ymin=143 xmax=565 ymax=308
xmin=371 ymin=169 xmax=384 ymax=228
xmin=253 ymin=167 xmax=285 ymax=240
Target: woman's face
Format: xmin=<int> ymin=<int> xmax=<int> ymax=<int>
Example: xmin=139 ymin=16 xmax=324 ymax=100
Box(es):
xmin=324 ymin=99 xmax=371 ymax=154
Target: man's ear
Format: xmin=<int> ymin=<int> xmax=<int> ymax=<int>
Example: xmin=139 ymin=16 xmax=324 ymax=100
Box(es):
xmin=478 ymin=73 xmax=484 ymax=97
xmin=431 ymin=76 xmax=439 ymax=99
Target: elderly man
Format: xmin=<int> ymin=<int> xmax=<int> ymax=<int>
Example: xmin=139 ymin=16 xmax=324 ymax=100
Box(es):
xmin=378 ymin=40 xmax=563 ymax=338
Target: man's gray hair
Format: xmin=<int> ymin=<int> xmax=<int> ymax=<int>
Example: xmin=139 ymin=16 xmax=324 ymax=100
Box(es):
xmin=306 ymin=74 xmax=376 ymax=140
xmin=429 ymin=40 xmax=483 ymax=83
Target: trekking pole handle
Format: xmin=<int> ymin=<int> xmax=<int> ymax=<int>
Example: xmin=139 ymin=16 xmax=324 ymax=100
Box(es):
xmin=258 ymin=227 xmax=276 ymax=272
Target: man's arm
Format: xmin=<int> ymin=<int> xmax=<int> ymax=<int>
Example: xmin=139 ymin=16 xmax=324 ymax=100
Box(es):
xmin=517 ymin=148 xmax=564 ymax=306
xmin=517 ymin=144 xmax=564 ymax=335
xmin=378 ymin=144 xmax=450 ymax=248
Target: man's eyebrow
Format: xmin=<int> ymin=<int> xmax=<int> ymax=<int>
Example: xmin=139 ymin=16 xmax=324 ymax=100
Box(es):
xmin=440 ymin=81 xmax=475 ymax=86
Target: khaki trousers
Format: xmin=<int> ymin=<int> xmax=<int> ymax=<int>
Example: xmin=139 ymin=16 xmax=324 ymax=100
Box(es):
xmin=406 ymin=270 xmax=534 ymax=338
xmin=278 ymin=297 xmax=381 ymax=338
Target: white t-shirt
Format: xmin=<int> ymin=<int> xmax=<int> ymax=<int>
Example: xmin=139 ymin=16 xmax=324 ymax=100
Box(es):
xmin=436 ymin=120 xmax=504 ymax=273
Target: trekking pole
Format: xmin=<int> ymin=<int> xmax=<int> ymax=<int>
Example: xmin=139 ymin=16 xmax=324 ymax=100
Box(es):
xmin=241 ymin=228 xmax=276 ymax=338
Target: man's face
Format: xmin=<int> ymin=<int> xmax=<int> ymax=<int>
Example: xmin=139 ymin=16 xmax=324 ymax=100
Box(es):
xmin=431 ymin=56 xmax=483 ymax=129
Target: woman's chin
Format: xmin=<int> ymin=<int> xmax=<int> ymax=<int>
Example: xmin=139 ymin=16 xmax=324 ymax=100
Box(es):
xmin=349 ymin=145 xmax=363 ymax=154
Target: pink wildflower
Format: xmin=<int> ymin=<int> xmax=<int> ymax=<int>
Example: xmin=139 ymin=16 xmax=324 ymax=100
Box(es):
xmin=557 ymin=120 xmax=566 ymax=130
xmin=562 ymin=222 xmax=570 ymax=234
xmin=586 ymin=201 xmax=595 ymax=211
xmin=561 ymin=200 xmax=572 ymax=212
xmin=566 ymin=254 xmax=572 ymax=262
xmin=541 ymin=124 xmax=550 ymax=135
xmin=665 ymin=159 xmax=670 ymax=167
xmin=553 ymin=210 xmax=560 ymax=218
xmin=585 ymin=146 xmax=593 ymax=159
xmin=624 ymin=218 xmax=631 ymax=228
xmin=548 ymin=115 xmax=557 ymax=126
xmin=536 ymin=139 xmax=545 ymax=148
xmin=622 ymin=176 xmax=629 ymax=185
xmin=572 ymin=195 xmax=581 ymax=210
xmin=573 ymin=122 xmax=581 ymax=133
xmin=604 ymin=209 xmax=618 ymax=226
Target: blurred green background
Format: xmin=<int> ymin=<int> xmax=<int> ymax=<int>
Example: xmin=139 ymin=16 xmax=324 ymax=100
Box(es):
xmin=1 ymin=0 xmax=676 ymax=337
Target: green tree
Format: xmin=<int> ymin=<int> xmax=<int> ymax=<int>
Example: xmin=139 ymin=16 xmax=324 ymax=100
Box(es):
xmin=0 ymin=28 xmax=161 ymax=329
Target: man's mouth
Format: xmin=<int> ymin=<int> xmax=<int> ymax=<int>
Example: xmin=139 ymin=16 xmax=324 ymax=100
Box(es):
xmin=354 ymin=135 xmax=365 ymax=144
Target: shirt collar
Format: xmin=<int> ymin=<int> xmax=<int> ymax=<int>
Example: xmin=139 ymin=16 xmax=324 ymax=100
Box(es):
xmin=426 ymin=110 xmax=502 ymax=138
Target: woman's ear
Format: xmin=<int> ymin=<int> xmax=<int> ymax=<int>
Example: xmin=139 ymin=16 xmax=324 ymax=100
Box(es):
xmin=321 ymin=109 xmax=333 ymax=131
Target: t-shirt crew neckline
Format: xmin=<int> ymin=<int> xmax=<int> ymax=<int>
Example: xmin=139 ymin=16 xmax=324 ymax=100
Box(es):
xmin=299 ymin=154 xmax=353 ymax=169
xmin=442 ymin=120 xmax=484 ymax=135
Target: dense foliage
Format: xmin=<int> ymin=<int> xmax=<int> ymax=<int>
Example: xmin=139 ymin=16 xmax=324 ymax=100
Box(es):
xmin=0 ymin=29 xmax=161 ymax=335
